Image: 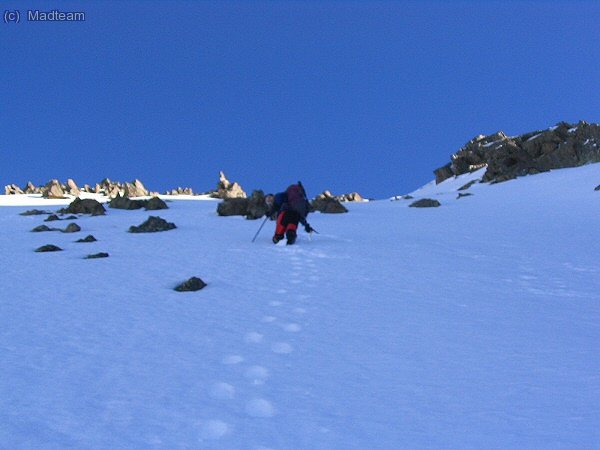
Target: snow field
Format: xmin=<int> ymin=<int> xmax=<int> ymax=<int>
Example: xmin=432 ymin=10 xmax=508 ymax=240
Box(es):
xmin=1 ymin=164 xmax=600 ymax=448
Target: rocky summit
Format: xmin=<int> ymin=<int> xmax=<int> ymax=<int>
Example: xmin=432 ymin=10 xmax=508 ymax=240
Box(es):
xmin=434 ymin=120 xmax=600 ymax=184
xmin=211 ymin=171 xmax=247 ymax=199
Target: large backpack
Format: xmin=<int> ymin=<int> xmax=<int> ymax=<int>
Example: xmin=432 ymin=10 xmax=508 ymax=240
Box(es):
xmin=286 ymin=184 xmax=309 ymax=218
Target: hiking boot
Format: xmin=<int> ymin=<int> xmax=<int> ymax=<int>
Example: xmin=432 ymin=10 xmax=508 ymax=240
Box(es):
xmin=285 ymin=230 xmax=297 ymax=245
xmin=272 ymin=234 xmax=284 ymax=244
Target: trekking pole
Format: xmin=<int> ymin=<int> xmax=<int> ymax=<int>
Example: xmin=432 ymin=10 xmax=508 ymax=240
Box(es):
xmin=251 ymin=216 xmax=269 ymax=243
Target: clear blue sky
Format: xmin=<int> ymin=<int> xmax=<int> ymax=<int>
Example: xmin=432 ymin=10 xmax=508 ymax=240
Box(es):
xmin=2 ymin=0 xmax=600 ymax=198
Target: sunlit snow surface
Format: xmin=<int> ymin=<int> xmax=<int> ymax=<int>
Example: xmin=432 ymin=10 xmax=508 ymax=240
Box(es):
xmin=1 ymin=166 xmax=599 ymax=449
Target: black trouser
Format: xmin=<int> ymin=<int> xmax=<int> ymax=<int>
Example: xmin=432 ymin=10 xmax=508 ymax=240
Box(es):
xmin=275 ymin=210 xmax=300 ymax=238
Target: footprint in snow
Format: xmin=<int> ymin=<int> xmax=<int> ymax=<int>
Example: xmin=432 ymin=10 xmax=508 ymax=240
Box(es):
xmin=245 ymin=398 xmax=276 ymax=418
xmin=222 ymin=355 xmax=244 ymax=365
xmin=209 ymin=382 xmax=235 ymax=400
xmin=244 ymin=332 xmax=264 ymax=343
xmin=198 ymin=419 xmax=230 ymax=440
xmin=282 ymin=323 xmax=301 ymax=332
xmin=271 ymin=342 xmax=293 ymax=354
xmin=244 ymin=366 xmax=269 ymax=382
xmin=261 ymin=316 xmax=276 ymax=323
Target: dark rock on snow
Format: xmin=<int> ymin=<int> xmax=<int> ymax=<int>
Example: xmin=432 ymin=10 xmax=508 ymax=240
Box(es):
xmin=20 ymin=209 xmax=51 ymax=216
xmin=44 ymin=214 xmax=61 ymax=222
xmin=35 ymin=244 xmax=62 ymax=252
xmin=129 ymin=216 xmax=176 ymax=233
xmin=144 ymin=197 xmax=168 ymax=210
xmin=457 ymin=193 xmax=474 ymax=199
xmin=109 ymin=194 xmax=169 ymax=211
xmin=59 ymin=198 xmax=106 ymax=216
xmin=109 ymin=195 xmax=146 ymax=210
xmin=32 ymin=225 xmax=56 ymax=232
xmin=217 ymin=197 xmax=250 ymax=217
xmin=85 ymin=252 xmax=109 ymax=259
xmin=595 ymin=184 xmax=600 ymax=191
xmin=311 ymin=192 xmax=348 ymax=214
xmin=458 ymin=180 xmax=478 ymax=191
xmin=76 ymin=235 xmax=97 ymax=243
xmin=216 ymin=189 xmax=268 ymax=219
xmin=246 ymin=190 xmax=269 ymax=219
xmin=63 ymin=223 xmax=81 ymax=233
xmin=174 ymin=277 xmax=207 ymax=292
xmin=434 ymin=163 xmax=454 ymax=185
xmin=409 ymin=198 xmax=441 ymax=208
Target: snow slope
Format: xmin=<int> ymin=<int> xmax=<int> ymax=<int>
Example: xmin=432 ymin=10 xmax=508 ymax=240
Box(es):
xmin=1 ymin=165 xmax=599 ymax=449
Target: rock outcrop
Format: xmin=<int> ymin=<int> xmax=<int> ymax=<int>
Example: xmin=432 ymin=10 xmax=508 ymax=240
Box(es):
xmin=109 ymin=194 xmax=168 ymax=211
xmin=76 ymin=235 xmax=97 ymax=243
xmin=217 ymin=198 xmax=249 ymax=217
xmin=409 ymin=199 xmax=441 ymax=208
xmin=24 ymin=182 xmax=40 ymax=194
xmin=4 ymin=184 xmax=24 ymax=195
xmin=85 ymin=252 xmax=109 ymax=259
xmin=41 ymin=179 xmax=66 ymax=199
xmin=246 ymin=190 xmax=270 ymax=219
xmin=66 ymin=179 xmax=80 ymax=196
xmin=145 ymin=197 xmax=168 ymax=211
xmin=129 ymin=216 xmax=176 ymax=233
xmin=311 ymin=192 xmax=348 ymax=214
xmin=124 ymin=179 xmax=149 ymax=197
xmin=211 ymin=171 xmax=246 ymax=199
xmin=174 ymin=277 xmax=207 ymax=292
xmin=32 ymin=225 xmax=55 ymax=232
xmin=35 ymin=244 xmax=62 ymax=252
xmin=434 ymin=121 xmax=600 ymax=184
xmin=59 ymin=198 xmax=106 ymax=216
xmin=165 ymin=187 xmax=195 ymax=195
xmin=63 ymin=223 xmax=81 ymax=233
xmin=216 ymin=190 xmax=268 ymax=220
xmin=109 ymin=195 xmax=146 ymax=210
xmin=19 ymin=209 xmax=51 ymax=216
xmin=336 ymin=192 xmax=365 ymax=202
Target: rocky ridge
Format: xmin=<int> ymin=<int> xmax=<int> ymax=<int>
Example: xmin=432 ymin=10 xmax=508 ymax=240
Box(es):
xmin=434 ymin=120 xmax=600 ymax=184
xmin=4 ymin=171 xmax=248 ymax=200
